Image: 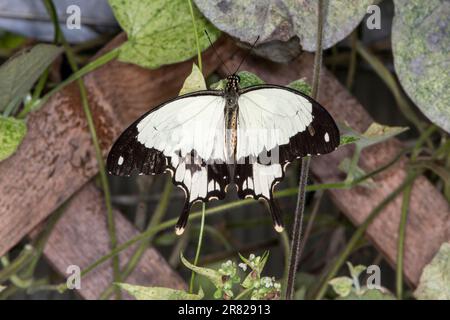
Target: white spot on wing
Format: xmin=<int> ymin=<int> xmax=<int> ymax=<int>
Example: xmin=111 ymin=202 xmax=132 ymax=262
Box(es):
xmin=274 ymin=224 xmax=284 ymax=232
xmin=324 ymin=132 xmax=330 ymax=143
xmin=118 ymin=156 xmax=124 ymax=165
xmin=175 ymin=227 xmax=185 ymax=236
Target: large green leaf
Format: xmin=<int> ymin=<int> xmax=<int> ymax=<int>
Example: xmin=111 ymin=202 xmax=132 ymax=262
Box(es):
xmin=414 ymin=242 xmax=450 ymax=300
xmin=109 ymin=0 xmax=220 ymax=69
xmin=0 ymin=116 xmax=27 ymax=162
xmin=0 ymin=44 xmax=62 ymax=113
xmin=194 ymin=0 xmax=374 ymax=51
xmin=116 ymin=283 xmax=204 ymax=300
xmin=392 ymin=0 xmax=450 ymax=133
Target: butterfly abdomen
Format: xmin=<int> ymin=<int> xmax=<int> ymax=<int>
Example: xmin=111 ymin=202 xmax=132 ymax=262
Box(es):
xmin=224 ymin=91 xmax=239 ymax=163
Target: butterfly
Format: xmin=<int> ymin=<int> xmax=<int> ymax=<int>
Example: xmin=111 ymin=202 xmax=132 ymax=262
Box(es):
xmin=107 ymin=74 xmax=339 ymax=235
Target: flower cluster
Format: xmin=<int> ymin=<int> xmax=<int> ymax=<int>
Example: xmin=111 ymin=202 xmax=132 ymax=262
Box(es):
xmin=250 ymin=276 xmax=281 ymax=300
xmin=215 ymin=260 xmax=240 ymax=299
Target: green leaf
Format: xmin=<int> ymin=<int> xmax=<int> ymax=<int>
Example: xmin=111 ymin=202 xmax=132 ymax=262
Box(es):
xmin=179 ymin=63 xmax=207 ymax=95
xmin=339 ymin=135 xmax=360 ymax=146
xmin=392 ymin=0 xmax=450 ymax=133
xmin=239 ymin=252 xmax=269 ymax=289
xmin=237 ymin=71 xmax=265 ymax=88
xmin=116 ymin=283 xmax=204 ymax=300
xmin=194 ymin=0 xmax=373 ymax=52
xmin=0 ymin=32 xmax=26 ymax=50
xmin=210 ymin=71 xmax=264 ymax=90
xmin=109 ymin=0 xmax=220 ymax=69
xmin=180 ymin=253 xmax=223 ymax=288
xmin=329 ymin=277 xmax=354 ymax=297
xmin=0 ymin=116 xmax=27 ymax=162
xmin=414 ymin=242 xmax=450 ymax=300
xmin=341 ymin=122 xmax=408 ymax=150
xmin=346 ymin=262 xmax=367 ymax=281
xmin=339 ymin=158 xmax=376 ymax=188
xmin=0 ymin=44 xmax=63 ymax=113
xmin=288 ymin=79 xmax=312 ymax=96
xmin=337 ymin=288 xmax=396 ymax=300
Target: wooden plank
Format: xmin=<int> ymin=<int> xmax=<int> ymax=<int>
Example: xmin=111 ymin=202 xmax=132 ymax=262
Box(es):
xmin=0 ymin=34 xmax=236 ymax=257
xmin=219 ymin=51 xmax=450 ymax=286
xmin=37 ymin=183 xmax=186 ymax=299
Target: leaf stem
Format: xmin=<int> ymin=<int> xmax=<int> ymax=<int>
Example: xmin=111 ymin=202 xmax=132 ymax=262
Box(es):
xmin=396 ymin=178 xmax=413 ymax=299
xmin=346 ymin=29 xmax=358 ymax=90
xmin=285 ymin=0 xmax=324 ymax=300
xmin=187 ymin=0 xmax=203 ymax=72
xmin=395 ymin=124 xmax=434 ymax=299
xmin=235 ymin=287 xmax=252 ymax=300
xmin=17 ymin=47 xmax=119 ymax=119
xmin=41 ymin=0 xmax=121 ymax=299
xmin=189 ymin=203 xmax=206 ymax=293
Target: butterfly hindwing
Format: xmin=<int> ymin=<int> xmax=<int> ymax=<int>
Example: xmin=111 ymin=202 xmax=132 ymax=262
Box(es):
xmin=234 ymin=85 xmax=340 ymax=230
xmin=235 ymin=159 xmax=285 ymax=231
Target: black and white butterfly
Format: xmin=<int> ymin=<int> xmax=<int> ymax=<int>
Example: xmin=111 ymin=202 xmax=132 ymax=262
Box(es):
xmin=107 ymin=74 xmax=339 ymax=235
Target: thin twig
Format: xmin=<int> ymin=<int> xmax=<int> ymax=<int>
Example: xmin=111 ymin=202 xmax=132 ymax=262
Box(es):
xmin=346 ymin=29 xmax=358 ymax=90
xmin=285 ymin=0 xmax=324 ymax=300
xmin=187 ymin=0 xmax=202 ymax=71
xmin=42 ymin=0 xmax=121 ymax=299
xmin=396 ymin=179 xmax=412 ymax=299
xmin=395 ymin=125 xmax=434 ymax=299
xmin=190 ymin=203 xmax=206 ymax=293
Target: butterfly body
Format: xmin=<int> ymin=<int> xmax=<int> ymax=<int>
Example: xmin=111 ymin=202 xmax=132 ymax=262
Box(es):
xmin=224 ymin=75 xmax=240 ymax=163
xmin=107 ymin=74 xmax=339 ymax=234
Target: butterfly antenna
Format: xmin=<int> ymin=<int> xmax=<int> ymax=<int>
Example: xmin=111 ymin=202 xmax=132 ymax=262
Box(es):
xmin=204 ymin=30 xmax=232 ymax=75
xmin=234 ymin=35 xmax=260 ymax=74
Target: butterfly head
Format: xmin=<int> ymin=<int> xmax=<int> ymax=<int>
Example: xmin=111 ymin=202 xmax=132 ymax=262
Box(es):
xmin=225 ymin=74 xmax=240 ymax=91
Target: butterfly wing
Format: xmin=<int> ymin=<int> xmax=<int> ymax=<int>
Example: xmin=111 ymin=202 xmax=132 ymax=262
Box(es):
xmin=235 ymin=85 xmax=339 ymax=231
xmin=107 ymin=90 xmax=230 ymax=234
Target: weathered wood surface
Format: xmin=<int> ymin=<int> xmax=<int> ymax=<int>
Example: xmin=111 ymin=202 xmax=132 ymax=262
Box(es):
xmin=38 ymin=183 xmax=186 ymax=299
xmin=0 ymin=35 xmax=235 ymax=257
xmin=219 ymin=52 xmax=450 ymax=285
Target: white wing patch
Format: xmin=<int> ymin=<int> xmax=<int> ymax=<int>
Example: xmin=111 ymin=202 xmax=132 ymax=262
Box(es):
xmin=136 ymin=95 xmax=226 ymax=161
xmin=237 ymin=88 xmax=313 ymax=160
xmin=251 ymin=163 xmax=283 ymax=199
xmin=170 ymin=154 xmax=224 ymax=202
